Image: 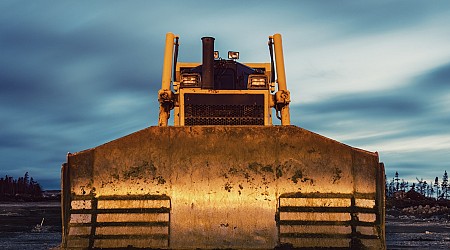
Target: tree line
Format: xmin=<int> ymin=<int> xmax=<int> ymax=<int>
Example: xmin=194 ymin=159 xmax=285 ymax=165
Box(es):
xmin=0 ymin=172 xmax=42 ymax=198
xmin=386 ymin=170 xmax=449 ymax=200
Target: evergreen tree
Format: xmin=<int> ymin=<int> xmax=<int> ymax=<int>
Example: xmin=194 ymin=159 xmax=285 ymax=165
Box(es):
xmin=442 ymin=171 xmax=449 ymax=200
xmin=423 ymin=181 xmax=429 ymax=197
xmin=434 ymin=177 xmax=440 ymax=199
xmin=0 ymin=177 xmax=3 ymax=194
xmin=29 ymin=177 xmax=42 ymax=197
xmin=416 ymin=178 xmax=425 ymax=195
xmin=385 ymin=174 xmax=388 ymax=196
xmin=24 ymin=172 xmax=29 ymax=186
xmin=394 ymin=171 xmax=400 ymax=192
xmin=0 ymin=173 xmax=43 ymax=198
xmin=386 ymin=177 xmax=395 ymax=197
xmin=389 ymin=178 xmax=395 ymax=197
xmin=400 ymin=179 xmax=407 ymax=192
xmin=430 ymin=180 xmax=435 ymax=198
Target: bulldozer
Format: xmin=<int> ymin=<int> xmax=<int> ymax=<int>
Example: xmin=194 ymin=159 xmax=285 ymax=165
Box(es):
xmin=61 ymin=33 xmax=386 ymax=249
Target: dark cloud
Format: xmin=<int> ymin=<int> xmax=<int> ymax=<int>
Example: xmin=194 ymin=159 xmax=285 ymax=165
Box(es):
xmin=414 ymin=61 xmax=450 ymax=91
xmin=0 ymin=20 xmax=162 ymax=92
xmin=296 ymin=60 xmax=450 ymax=123
xmin=302 ymin=93 xmax=424 ymax=118
xmin=0 ymin=132 xmax=35 ymax=149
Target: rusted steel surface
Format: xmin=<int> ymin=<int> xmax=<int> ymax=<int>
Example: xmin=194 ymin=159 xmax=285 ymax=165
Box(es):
xmin=62 ymin=126 xmax=385 ymax=249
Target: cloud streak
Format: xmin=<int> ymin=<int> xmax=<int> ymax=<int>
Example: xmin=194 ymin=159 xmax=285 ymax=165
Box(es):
xmin=293 ymin=60 xmax=450 ymax=181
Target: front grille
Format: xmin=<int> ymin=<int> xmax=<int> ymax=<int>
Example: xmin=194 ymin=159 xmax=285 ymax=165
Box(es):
xmin=277 ymin=192 xmax=380 ymax=248
xmin=66 ymin=195 xmax=171 ymax=249
xmin=184 ymin=94 xmax=264 ymax=126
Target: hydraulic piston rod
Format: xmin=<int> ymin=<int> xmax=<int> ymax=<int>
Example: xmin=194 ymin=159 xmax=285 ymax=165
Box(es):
xmin=272 ymin=33 xmax=291 ymax=125
xmin=158 ymin=32 xmax=178 ymax=126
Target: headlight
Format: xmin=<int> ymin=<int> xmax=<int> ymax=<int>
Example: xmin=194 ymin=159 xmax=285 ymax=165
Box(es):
xmin=248 ymin=74 xmax=268 ymax=89
xmin=180 ymin=73 xmax=201 ymax=88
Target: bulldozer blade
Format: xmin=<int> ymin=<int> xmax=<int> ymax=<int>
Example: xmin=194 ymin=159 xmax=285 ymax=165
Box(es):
xmin=62 ymin=126 xmax=385 ymax=249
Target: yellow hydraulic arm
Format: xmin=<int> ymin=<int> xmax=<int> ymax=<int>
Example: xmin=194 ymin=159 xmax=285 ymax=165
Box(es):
xmin=158 ymin=32 xmax=178 ymax=126
xmin=271 ymin=33 xmax=291 ymax=125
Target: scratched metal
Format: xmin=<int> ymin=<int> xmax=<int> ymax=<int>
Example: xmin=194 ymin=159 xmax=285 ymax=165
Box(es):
xmin=62 ymin=126 xmax=385 ymax=249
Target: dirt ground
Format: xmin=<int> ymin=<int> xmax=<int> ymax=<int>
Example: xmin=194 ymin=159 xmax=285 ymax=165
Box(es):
xmin=385 ymin=214 xmax=450 ymax=249
xmin=0 ymin=202 xmax=61 ymax=250
xmin=0 ymin=201 xmax=449 ymax=249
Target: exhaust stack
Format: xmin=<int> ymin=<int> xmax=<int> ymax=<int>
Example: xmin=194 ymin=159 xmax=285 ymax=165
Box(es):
xmin=201 ymin=37 xmax=215 ymax=89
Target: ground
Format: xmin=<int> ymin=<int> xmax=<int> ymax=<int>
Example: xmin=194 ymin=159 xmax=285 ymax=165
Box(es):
xmin=0 ymin=201 xmax=449 ymax=249
xmin=386 ymin=214 xmax=450 ymax=249
xmin=0 ymin=202 xmax=61 ymax=250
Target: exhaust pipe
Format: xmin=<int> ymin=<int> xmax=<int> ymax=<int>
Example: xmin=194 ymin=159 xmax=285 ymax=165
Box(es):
xmin=201 ymin=37 xmax=215 ymax=89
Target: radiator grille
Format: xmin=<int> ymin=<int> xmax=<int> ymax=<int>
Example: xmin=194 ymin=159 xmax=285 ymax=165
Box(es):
xmin=184 ymin=94 xmax=264 ymax=126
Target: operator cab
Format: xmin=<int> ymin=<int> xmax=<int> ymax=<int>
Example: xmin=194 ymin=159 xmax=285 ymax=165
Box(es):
xmin=180 ymin=58 xmax=268 ymax=90
xmin=177 ymin=36 xmax=270 ymax=91
xmin=170 ymin=36 xmax=277 ymax=126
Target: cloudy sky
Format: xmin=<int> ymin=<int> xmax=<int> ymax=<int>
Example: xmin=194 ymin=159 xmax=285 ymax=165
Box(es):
xmin=1 ymin=0 xmax=450 ymax=190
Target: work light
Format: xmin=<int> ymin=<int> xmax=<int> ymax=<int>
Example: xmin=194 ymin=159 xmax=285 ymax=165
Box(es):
xmin=228 ymin=51 xmax=239 ymax=60
xmin=180 ymin=73 xmax=201 ymax=88
xmin=248 ymin=74 xmax=268 ymax=89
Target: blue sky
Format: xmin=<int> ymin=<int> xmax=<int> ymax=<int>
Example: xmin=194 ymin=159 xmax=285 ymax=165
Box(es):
xmin=1 ymin=0 xmax=450 ymax=189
